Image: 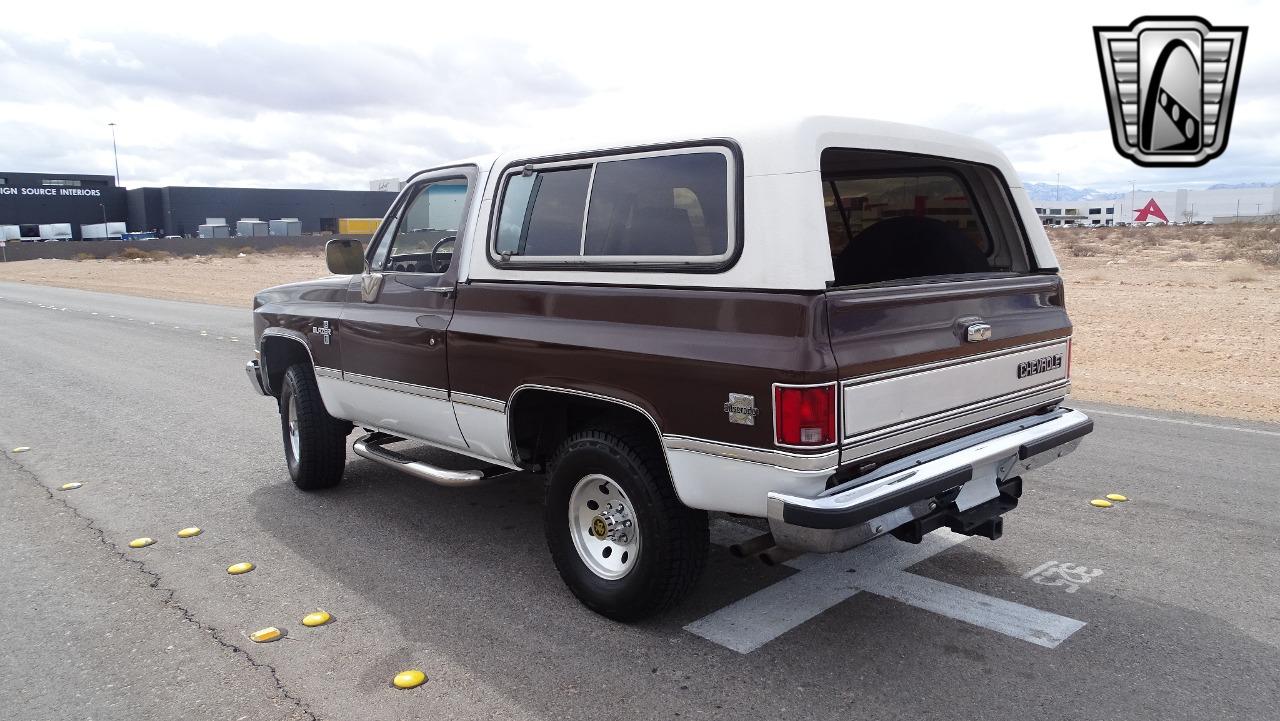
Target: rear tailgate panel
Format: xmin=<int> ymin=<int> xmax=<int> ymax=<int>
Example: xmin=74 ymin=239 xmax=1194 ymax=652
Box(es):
xmin=826 ymin=275 xmax=1071 ymax=465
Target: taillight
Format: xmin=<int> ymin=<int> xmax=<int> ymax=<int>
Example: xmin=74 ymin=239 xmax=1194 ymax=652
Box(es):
xmin=774 ymin=383 xmax=837 ymax=447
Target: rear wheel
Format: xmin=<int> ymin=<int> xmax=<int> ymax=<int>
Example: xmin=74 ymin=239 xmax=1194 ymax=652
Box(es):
xmin=545 ymin=427 xmax=708 ymax=620
xmin=279 ymin=364 xmax=351 ymax=490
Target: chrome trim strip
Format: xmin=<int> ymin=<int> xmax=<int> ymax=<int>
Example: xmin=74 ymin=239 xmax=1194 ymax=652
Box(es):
xmin=451 ymin=391 xmax=507 ymax=412
xmin=842 ymin=337 xmax=1068 ymax=388
xmin=841 ymin=384 xmax=1070 ymax=461
xmin=314 ymin=366 xmax=342 ymax=380
xmin=663 ymin=435 xmax=839 ymax=472
xmin=343 ymin=372 xmax=448 ymax=400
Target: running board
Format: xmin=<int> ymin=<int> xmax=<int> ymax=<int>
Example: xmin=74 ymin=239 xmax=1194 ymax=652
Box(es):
xmin=352 ymin=432 xmax=490 ymax=487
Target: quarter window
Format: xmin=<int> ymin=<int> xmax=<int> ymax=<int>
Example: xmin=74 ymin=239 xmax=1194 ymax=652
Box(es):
xmin=492 ymin=149 xmax=733 ymax=265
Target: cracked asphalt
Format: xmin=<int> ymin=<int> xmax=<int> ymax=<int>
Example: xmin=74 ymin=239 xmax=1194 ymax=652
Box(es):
xmin=2 ymin=281 xmax=1278 ymax=721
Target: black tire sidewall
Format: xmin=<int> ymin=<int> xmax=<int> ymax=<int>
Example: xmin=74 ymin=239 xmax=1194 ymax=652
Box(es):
xmin=279 ymin=373 xmax=303 ymax=477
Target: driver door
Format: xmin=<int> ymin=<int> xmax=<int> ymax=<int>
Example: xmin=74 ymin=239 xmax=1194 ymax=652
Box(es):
xmin=338 ymin=168 xmax=473 ymax=447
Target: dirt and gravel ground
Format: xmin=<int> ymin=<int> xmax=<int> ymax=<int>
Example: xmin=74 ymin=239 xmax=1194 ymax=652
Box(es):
xmin=0 ymin=226 xmax=1277 ymax=421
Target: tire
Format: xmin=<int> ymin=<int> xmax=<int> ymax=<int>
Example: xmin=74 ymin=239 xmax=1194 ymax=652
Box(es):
xmin=545 ymin=427 xmax=708 ymax=620
xmin=279 ymin=364 xmax=351 ymax=490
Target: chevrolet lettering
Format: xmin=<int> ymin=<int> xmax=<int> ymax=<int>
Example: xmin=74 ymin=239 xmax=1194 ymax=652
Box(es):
xmin=1018 ymin=354 xmax=1065 ymax=379
xmin=244 ymin=116 xmax=1093 ymax=620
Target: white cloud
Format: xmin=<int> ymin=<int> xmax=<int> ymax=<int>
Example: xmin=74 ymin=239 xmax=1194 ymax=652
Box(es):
xmin=0 ymin=0 xmax=1276 ymax=191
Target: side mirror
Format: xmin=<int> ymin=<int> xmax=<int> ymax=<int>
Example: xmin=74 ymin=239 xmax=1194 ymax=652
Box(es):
xmin=325 ymin=238 xmax=365 ymax=275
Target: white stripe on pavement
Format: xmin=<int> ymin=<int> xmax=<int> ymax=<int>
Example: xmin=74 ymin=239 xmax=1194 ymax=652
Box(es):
xmin=1083 ymin=407 xmax=1280 ymax=438
xmin=856 ymin=570 xmax=1086 ymax=649
xmin=691 ymin=521 xmax=1086 ymax=653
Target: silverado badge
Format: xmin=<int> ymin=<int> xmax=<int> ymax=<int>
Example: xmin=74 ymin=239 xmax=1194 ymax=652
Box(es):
xmin=724 ymin=393 xmax=759 ymax=426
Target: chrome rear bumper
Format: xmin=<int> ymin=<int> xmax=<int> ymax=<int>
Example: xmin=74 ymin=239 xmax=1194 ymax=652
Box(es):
xmin=245 ymin=359 xmax=269 ymax=396
xmin=766 ymin=408 xmax=1092 ymax=553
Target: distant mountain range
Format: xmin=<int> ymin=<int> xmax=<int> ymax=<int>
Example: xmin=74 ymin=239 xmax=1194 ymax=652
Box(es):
xmin=1023 ymin=181 xmax=1278 ymax=201
xmin=1022 ymin=183 xmax=1124 ymax=201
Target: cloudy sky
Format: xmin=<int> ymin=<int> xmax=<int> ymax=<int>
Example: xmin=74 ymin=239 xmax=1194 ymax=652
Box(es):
xmin=1 ymin=0 xmax=1275 ymax=192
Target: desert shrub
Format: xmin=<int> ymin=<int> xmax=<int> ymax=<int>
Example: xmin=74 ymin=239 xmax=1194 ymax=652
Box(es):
xmin=1222 ymin=225 xmax=1280 ymax=267
xmin=1169 ymin=250 xmax=1197 ymax=262
xmin=116 ymin=247 xmax=151 ymax=261
xmin=73 ymin=252 xmax=95 ymax=261
xmin=113 ymin=247 xmax=173 ymax=262
xmin=1226 ymin=271 xmax=1259 ymax=282
xmin=1064 ymin=238 xmax=1101 ymax=257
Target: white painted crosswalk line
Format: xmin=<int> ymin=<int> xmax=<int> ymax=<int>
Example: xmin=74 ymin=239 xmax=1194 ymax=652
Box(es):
xmin=690 ymin=520 xmax=1086 ymax=653
xmin=856 ymin=571 xmax=1086 ymax=649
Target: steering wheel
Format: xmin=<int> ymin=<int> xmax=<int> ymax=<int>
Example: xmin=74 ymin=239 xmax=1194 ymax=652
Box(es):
xmin=430 ymin=236 xmax=456 ymax=273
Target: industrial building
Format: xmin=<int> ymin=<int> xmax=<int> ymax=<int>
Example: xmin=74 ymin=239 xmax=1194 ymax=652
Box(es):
xmin=0 ymin=171 xmax=397 ymax=241
xmin=1036 ymin=185 xmax=1280 ymax=226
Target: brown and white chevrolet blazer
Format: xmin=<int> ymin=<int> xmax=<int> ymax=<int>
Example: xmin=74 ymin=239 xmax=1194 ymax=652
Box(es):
xmin=246 ymin=116 xmax=1093 ymax=619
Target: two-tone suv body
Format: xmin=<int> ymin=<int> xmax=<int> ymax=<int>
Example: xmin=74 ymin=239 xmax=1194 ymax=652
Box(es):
xmin=246 ymin=116 xmax=1092 ymax=619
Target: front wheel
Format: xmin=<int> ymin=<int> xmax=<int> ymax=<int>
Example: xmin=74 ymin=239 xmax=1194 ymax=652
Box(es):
xmin=279 ymin=364 xmax=351 ymax=490
xmin=545 ymin=427 xmax=708 ymax=620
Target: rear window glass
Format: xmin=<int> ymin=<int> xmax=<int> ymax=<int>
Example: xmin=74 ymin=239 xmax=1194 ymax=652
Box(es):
xmin=492 ymin=149 xmax=733 ymax=265
xmin=823 ymin=149 xmax=1028 ymax=287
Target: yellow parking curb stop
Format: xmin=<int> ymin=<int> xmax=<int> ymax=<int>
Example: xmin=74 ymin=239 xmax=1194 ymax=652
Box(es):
xmin=12 ymin=447 xmax=30 ymax=453
xmin=1089 ymin=499 xmax=1113 ymax=508
xmin=1105 ymin=493 xmax=1129 ymax=502
xmin=60 ymin=482 xmax=83 ymax=491
xmin=177 ymin=527 xmax=203 ymax=538
xmin=129 ymin=537 xmax=157 ymax=548
xmin=227 ymin=562 xmax=255 ymax=575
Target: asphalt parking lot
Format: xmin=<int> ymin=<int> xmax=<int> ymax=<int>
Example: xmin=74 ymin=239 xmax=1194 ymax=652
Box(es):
xmin=2 ymin=281 xmax=1278 ymax=721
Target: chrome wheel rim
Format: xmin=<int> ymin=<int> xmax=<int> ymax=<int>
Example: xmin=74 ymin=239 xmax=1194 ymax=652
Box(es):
xmin=568 ymin=474 xmax=640 ymax=580
xmin=287 ymin=395 xmax=300 ymax=461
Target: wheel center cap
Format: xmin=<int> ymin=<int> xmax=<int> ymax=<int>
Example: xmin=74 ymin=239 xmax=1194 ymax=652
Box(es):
xmin=589 ymin=505 xmax=632 ymax=543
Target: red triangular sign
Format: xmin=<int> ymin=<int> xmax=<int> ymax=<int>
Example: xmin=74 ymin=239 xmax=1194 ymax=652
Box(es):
xmin=1133 ymin=198 xmax=1168 ymax=223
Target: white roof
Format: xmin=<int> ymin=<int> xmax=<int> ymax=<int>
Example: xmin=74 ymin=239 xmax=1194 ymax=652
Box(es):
xmin=411 ymin=116 xmax=1055 ymax=290
xmin=417 ymin=116 xmax=1023 ymax=187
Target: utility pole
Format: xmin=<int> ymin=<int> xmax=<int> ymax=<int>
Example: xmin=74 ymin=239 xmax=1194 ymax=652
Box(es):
xmin=1130 ymin=180 xmax=1136 ymax=221
xmin=1056 ymin=172 xmax=1060 ymax=202
xmin=108 ymin=122 xmax=120 ymax=185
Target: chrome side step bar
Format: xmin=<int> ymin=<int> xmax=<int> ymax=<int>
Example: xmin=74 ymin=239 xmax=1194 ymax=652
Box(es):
xmin=352 ymin=432 xmax=489 ymax=487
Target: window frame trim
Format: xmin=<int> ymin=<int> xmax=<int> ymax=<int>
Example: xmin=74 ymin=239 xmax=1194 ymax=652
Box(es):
xmin=486 ymin=139 xmax=744 ymax=273
xmin=365 ymin=163 xmax=478 ymax=274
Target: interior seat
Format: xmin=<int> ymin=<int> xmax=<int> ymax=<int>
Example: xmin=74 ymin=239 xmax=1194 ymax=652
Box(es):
xmin=832 ymin=215 xmax=990 ymax=286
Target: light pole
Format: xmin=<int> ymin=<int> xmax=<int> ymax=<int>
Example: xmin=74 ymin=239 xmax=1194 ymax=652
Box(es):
xmin=1129 ymin=180 xmax=1135 ymax=222
xmin=108 ymin=122 xmax=120 ymax=185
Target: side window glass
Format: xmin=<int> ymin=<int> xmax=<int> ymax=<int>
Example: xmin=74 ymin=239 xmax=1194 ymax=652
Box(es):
xmin=583 ymin=153 xmax=727 ymax=256
xmin=378 ymin=178 xmax=468 ymax=273
xmin=495 ymin=167 xmax=591 ymax=256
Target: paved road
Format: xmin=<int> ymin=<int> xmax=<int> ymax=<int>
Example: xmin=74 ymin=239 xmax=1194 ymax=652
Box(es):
xmin=2 ymin=280 xmax=1278 ymax=721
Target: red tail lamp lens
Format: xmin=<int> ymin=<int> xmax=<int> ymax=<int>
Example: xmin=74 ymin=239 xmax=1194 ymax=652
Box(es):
xmin=774 ymin=384 xmax=836 ymax=446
